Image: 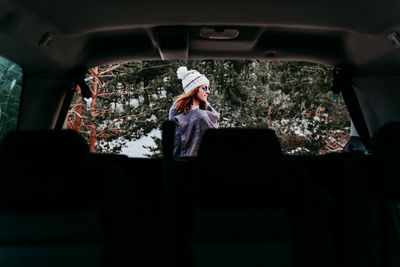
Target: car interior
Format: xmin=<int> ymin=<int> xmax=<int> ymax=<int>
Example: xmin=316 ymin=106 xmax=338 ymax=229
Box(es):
xmin=1 ymin=0 xmax=400 ymax=266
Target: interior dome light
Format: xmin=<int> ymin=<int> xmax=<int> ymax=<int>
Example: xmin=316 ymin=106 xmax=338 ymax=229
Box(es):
xmin=199 ymin=28 xmax=239 ymax=40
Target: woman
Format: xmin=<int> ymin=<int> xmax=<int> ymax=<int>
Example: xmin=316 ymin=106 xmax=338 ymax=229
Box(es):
xmin=169 ymin=66 xmax=220 ymax=157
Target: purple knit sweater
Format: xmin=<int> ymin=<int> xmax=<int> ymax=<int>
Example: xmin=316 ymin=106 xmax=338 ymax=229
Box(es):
xmin=169 ymin=103 xmax=220 ymax=157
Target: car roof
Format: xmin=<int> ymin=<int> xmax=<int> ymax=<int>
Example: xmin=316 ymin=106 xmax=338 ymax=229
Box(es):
xmin=1 ymin=0 xmax=400 ymax=77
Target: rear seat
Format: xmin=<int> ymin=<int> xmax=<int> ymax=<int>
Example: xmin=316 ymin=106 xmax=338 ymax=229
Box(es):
xmin=0 ymin=130 xmax=166 ymax=267
xmin=1 ymin=127 xmax=374 ymax=267
xmin=90 ymin=154 xmax=165 ymax=267
xmin=0 ymin=130 xmax=105 ymax=267
xmin=287 ymin=152 xmax=362 ymax=267
xmin=372 ymin=122 xmax=400 ymax=267
xmin=165 ymin=128 xmax=337 ymax=267
xmin=334 ymin=121 xmax=400 ymax=267
xmin=344 ymin=121 xmax=400 ymax=267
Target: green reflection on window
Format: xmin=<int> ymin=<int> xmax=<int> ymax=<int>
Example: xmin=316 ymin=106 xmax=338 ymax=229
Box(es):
xmin=0 ymin=55 xmax=23 ymax=142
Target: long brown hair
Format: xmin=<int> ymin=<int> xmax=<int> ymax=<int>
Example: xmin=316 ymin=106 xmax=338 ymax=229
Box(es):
xmin=174 ymin=87 xmax=206 ymax=114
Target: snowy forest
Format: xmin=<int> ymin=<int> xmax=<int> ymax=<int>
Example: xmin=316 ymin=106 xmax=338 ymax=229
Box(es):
xmin=66 ymin=60 xmax=350 ymax=157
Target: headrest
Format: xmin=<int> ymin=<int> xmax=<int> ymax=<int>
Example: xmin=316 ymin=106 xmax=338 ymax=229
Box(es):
xmin=372 ymin=121 xmax=400 ymax=155
xmin=0 ymin=130 xmax=92 ymax=210
xmin=197 ymin=128 xmax=282 ymax=160
xmin=195 ymin=129 xmax=298 ymax=207
xmin=1 ymin=129 xmax=89 ymax=159
xmin=162 ymin=120 xmax=176 ymax=159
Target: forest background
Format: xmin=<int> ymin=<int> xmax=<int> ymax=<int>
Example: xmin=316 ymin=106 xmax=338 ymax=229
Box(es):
xmin=65 ymin=60 xmax=350 ymax=157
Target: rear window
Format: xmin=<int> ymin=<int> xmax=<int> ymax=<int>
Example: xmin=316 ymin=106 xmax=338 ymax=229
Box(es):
xmin=0 ymin=55 xmax=23 ymax=142
xmin=66 ymin=60 xmax=350 ymax=157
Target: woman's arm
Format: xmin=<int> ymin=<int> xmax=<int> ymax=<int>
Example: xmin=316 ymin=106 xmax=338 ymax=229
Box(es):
xmin=205 ymin=102 xmax=216 ymax=112
xmin=169 ymin=105 xmax=179 ymax=120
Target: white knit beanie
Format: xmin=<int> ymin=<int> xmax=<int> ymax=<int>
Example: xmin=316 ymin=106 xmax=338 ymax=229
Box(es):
xmin=177 ymin=66 xmax=210 ymax=94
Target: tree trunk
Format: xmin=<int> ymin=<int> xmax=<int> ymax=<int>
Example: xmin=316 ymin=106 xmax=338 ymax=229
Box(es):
xmin=75 ymin=102 xmax=83 ymax=133
xmin=89 ymin=67 xmax=98 ymax=153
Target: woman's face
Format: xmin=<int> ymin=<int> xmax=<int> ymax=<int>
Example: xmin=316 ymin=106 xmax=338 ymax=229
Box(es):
xmin=196 ymin=84 xmax=210 ymax=103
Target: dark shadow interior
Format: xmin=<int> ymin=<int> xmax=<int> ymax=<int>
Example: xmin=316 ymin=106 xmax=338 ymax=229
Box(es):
xmin=1 ymin=0 xmax=400 ymax=266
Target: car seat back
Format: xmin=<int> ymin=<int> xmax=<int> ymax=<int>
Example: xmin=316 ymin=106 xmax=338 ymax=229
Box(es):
xmin=0 ymin=130 xmax=105 ymax=267
xmin=168 ymin=128 xmax=336 ymax=267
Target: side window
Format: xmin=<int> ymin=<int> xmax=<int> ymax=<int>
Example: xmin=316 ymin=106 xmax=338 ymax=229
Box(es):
xmin=0 ymin=55 xmax=23 ymax=142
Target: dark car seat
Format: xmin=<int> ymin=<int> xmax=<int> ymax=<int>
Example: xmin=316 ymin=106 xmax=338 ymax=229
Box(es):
xmin=0 ymin=130 xmax=105 ymax=267
xmin=90 ymin=153 xmax=165 ymax=267
xmin=370 ymin=122 xmax=400 ymax=267
xmin=166 ymin=128 xmax=337 ymax=267
xmin=338 ymin=121 xmax=400 ymax=267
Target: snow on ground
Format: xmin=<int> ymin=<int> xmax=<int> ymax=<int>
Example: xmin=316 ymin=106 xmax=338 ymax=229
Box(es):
xmin=120 ymin=129 xmax=161 ymax=158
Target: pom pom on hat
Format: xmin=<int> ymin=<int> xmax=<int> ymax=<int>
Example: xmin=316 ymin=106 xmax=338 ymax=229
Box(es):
xmin=177 ymin=66 xmax=189 ymax=80
xmin=176 ymin=66 xmax=209 ymax=94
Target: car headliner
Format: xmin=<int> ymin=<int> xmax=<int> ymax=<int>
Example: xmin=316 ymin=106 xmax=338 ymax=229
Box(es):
xmin=1 ymin=0 xmax=400 ymax=77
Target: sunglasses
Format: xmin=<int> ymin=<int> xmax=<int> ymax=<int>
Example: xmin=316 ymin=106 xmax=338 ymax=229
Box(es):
xmin=202 ymin=86 xmax=210 ymax=92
